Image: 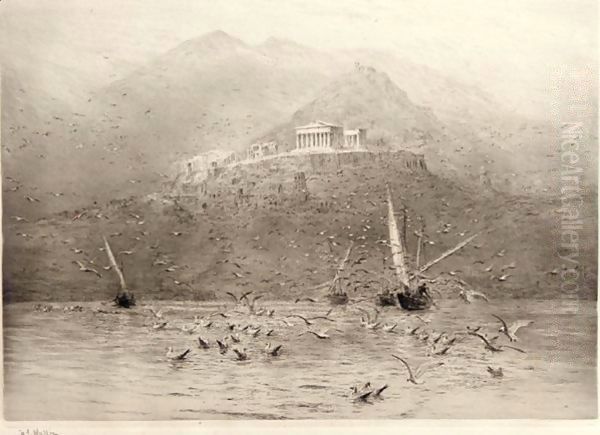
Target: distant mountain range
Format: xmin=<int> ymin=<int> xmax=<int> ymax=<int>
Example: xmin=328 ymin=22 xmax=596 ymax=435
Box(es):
xmin=2 ymin=30 xmax=596 ymax=218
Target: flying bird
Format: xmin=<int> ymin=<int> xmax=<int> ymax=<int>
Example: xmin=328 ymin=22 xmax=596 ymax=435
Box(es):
xmin=487 ymin=366 xmax=504 ymax=378
xmin=72 ymin=260 xmax=102 ymax=278
xmin=459 ymin=288 xmax=489 ymax=304
xmin=491 ymin=314 xmax=534 ymax=342
xmin=391 ymin=355 xmax=444 ymax=385
xmin=197 ymin=337 xmax=210 ymax=349
xmin=166 ymin=347 xmax=191 ymax=361
xmin=265 ymin=343 xmax=283 ymax=357
xmin=468 ymin=331 xmax=526 ymax=353
xmin=232 ymin=348 xmax=249 ymax=361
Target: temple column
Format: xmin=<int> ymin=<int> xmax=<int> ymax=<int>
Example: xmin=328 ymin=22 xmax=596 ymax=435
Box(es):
xmin=296 ymin=134 xmax=300 ymax=150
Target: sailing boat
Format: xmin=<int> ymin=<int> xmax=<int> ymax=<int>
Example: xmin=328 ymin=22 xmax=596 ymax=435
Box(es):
xmin=382 ymin=186 xmax=433 ymax=310
xmin=103 ymin=236 xmax=136 ymax=308
xmin=383 ymin=185 xmax=478 ymax=310
xmin=325 ymin=241 xmax=353 ymax=305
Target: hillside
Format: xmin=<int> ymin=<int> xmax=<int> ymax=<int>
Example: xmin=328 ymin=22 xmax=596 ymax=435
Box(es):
xmin=4 ymin=151 xmax=597 ymax=303
xmin=4 ymin=30 xmax=585 ymax=222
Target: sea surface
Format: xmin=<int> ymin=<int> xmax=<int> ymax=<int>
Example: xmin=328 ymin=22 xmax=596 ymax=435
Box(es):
xmin=3 ymin=299 xmax=597 ymax=419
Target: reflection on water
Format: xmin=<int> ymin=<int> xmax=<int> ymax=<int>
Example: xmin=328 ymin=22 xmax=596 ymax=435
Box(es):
xmin=3 ymin=299 xmax=597 ymax=419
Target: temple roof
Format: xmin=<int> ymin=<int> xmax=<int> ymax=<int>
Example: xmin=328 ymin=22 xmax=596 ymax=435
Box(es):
xmin=294 ymin=120 xmax=342 ymax=129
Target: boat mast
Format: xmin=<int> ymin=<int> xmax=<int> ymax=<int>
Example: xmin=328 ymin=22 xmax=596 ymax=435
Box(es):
xmin=329 ymin=241 xmax=354 ymax=295
xmin=386 ymin=185 xmax=410 ymax=291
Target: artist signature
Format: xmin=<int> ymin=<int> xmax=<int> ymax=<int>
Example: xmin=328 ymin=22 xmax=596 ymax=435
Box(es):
xmin=18 ymin=430 xmax=60 ymax=435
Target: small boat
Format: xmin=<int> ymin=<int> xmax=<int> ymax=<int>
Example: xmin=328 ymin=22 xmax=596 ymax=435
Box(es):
xmin=103 ymin=236 xmax=136 ymax=308
xmin=385 ymin=186 xmax=432 ymax=311
xmin=397 ymin=286 xmax=433 ymax=310
xmin=326 ymin=293 xmax=349 ymax=305
xmin=325 ymin=242 xmax=354 ymax=306
xmin=384 ymin=185 xmax=477 ymax=311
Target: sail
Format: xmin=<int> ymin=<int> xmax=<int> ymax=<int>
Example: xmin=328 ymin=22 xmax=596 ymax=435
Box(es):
xmin=386 ymin=186 xmax=410 ymax=290
xmin=103 ymin=236 xmax=127 ymax=291
xmin=329 ymin=241 xmax=354 ymax=295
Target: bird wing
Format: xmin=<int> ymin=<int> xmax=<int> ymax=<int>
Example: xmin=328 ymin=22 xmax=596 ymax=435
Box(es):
xmin=416 ymin=361 xmax=444 ymax=378
xmin=225 ymin=292 xmax=239 ymax=303
xmin=287 ymin=314 xmax=311 ymax=325
xmin=500 ymin=344 xmax=527 ymax=353
xmin=391 ymin=355 xmax=414 ymax=379
xmin=74 ymin=260 xmax=85 ymax=268
xmin=239 ymin=291 xmax=253 ymax=301
xmin=491 ymin=314 xmax=509 ymax=331
xmin=355 ymin=390 xmax=372 ymax=401
xmin=472 ymin=290 xmax=489 ymax=301
xmin=308 ymin=316 xmax=335 ymax=322
xmin=178 ymin=349 xmax=191 ymax=359
xmin=374 ymin=384 xmax=388 ymax=396
xmin=355 ymin=307 xmax=371 ymax=322
xmin=273 ymin=345 xmax=283 ymax=355
xmin=468 ymin=331 xmax=494 ymax=348
xmin=509 ymin=320 xmax=534 ymax=335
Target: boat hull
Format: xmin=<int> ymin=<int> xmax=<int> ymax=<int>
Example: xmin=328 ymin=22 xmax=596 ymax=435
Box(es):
xmin=326 ymin=293 xmax=349 ymax=305
xmin=376 ymin=292 xmax=398 ymax=307
xmin=397 ymin=292 xmax=432 ymax=311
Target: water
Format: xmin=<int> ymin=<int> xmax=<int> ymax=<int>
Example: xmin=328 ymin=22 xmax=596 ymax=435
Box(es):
xmin=3 ymin=299 xmax=597 ymax=419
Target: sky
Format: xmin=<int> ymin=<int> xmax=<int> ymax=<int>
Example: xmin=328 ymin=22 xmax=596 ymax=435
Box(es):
xmin=0 ymin=0 xmax=597 ymax=117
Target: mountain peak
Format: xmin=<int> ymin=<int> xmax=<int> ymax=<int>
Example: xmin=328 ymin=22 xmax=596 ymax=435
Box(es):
xmin=179 ymin=30 xmax=247 ymax=53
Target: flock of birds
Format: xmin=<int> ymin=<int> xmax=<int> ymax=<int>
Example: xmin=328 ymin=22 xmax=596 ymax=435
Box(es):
xmin=137 ymin=289 xmax=535 ymax=404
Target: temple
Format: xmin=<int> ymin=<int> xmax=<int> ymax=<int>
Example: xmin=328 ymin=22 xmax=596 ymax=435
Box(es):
xmin=294 ymin=121 xmax=366 ymax=152
xmin=294 ymin=121 xmax=344 ymax=150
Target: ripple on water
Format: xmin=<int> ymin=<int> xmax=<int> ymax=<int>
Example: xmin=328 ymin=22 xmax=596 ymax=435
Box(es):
xmin=2 ymin=299 xmax=597 ymax=419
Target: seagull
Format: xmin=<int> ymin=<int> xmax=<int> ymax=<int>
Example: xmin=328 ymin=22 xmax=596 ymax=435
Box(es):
xmin=391 ymin=355 xmax=444 ymax=385
xmin=295 ymin=297 xmax=318 ymax=303
xmin=11 ymin=216 xmax=28 ymax=222
xmin=458 ymin=288 xmax=489 ymax=304
xmin=72 ymin=260 xmax=102 ymax=278
xmin=230 ymin=334 xmax=241 ymax=343
xmin=487 ymin=366 xmax=504 ymax=378
xmin=232 ymin=348 xmax=249 ymax=361
xmin=491 ymin=314 xmax=534 ymax=342
xmin=265 ymin=329 xmax=275 ymax=336
xmin=149 ymin=308 xmax=163 ymax=319
xmin=226 ymin=291 xmax=252 ymax=305
xmin=166 ymin=347 xmax=191 ymax=360
xmin=198 ymin=337 xmax=211 ymax=349
xmin=248 ymin=327 xmax=261 ymax=338
xmin=152 ymin=321 xmax=167 ymax=330
xmin=497 ymin=274 xmax=511 ymax=282
xmin=372 ymin=384 xmax=389 ymax=398
xmin=415 ymin=315 xmax=430 ymax=324
xmin=265 ymin=343 xmax=283 ymax=357
xmin=118 ymin=250 xmax=134 ymax=256
xmin=216 ymin=339 xmax=229 ymax=355
xmin=298 ymin=329 xmax=342 ymax=339
xmin=360 ymin=317 xmax=381 ymax=330
xmin=352 ymin=388 xmax=373 ymax=403
xmin=286 ymin=314 xmax=313 ymax=326
xmin=180 ymin=324 xmax=198 ymax=334
xmin=468 ymin=331 xmax=526 ymax=353
xmin=382 ymin=323 xmax=398 ymax=333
